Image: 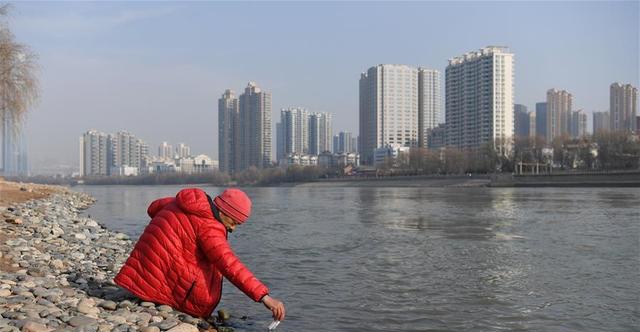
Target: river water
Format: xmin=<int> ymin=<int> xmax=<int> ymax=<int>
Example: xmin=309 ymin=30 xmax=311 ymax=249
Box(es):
xmin=74 ymin=185 xmax=640 ymax=332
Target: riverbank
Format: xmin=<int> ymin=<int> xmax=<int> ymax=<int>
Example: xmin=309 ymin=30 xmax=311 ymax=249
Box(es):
xmin=0 ymin=181 xmax=234 ymax=332
xmin=285 ymin=171 xmax=640 ymax=188
xmin=491 ymin=170 xmax=640 ymax=187
xmin=292 ymin=175 xmax=490 ymax=187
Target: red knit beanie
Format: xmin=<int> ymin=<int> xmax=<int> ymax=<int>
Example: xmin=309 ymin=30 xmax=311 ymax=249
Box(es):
xmin=213 ymin=188 xmax=252 ymax=224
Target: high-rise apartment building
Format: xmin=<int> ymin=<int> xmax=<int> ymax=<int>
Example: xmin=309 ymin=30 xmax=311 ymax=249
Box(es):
xmin=335 ymin=131 xmax=354 ymax=154
xmin=528 ymin=112 xmax=536 ymax=139
xmin=275 ymin=122 xmax=284 ymax=163
xmin=535 ymin=102 xmax=547 ymax=140
xmin=418 ymin=68 xmax=441 ymax=148
xmin=514 ymin=104 xmax=530 ymax=138
xmin=309 ymin=112 xmax=332 ymax=155
xmin=351 ymin=136 xmax=358 ymax=153
xmin=79 ymin=130 xmax=109 ymax=177
xmin=280 ymin=107 xmax=309 ymax=158
xmin=593 ymin=111 xmax=610 ymax=134
xmin=176 ymin=143 xmax=191 ymax=159
xmin=1 ymin=111 xmax=28 ymax=176
xmin=111 ymin=131 xmax=148 ymax=171
xmin=546 ymin=89 xmax=573 ymax=142
xmin=80 ymin=130 xmax=148 ymax=177
xmin=239 ymin=82 xmax=272 ymax=169
xmin=158 ymin=142 xmax=173 ymax=161
xmin=445 ymin=46 xmax=514 ymax=150
xmin=359 ymin=64 xmax=420 ymax=164
xmin=277 ymin=109 xmax=333 ymax=159
xmin=570 ymin=110 xmax=587 ymax=138
xmin=610 ymin=83 xmax=638 ymax=133
xmin=218 ymin=89 xmax=240 ymax=173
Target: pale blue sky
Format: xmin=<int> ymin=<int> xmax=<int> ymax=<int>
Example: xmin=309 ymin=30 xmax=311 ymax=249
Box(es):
xmin=9 ymin=1 xmax=639 ymax=171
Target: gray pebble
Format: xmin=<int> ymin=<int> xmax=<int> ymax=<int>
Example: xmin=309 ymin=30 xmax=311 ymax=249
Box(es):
xmin=157 ymin=305 xmax=173 ymax=313
xmin=142 ymin=327 xmax=160 ymax=332
xmin=158 ymin=318 xmax=179 ymax=330
xmin=98 ymin=300 xmax=117 ymax=310
xmin=68 ymin=315 xmax=98 ymax=327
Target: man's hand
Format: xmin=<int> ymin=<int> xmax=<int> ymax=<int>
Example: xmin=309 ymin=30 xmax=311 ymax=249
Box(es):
xmin=261 ymin=295 xmax=286 ymax=321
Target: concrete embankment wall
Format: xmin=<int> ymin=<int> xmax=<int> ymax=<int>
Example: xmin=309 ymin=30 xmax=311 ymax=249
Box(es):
xmin=298 ymin=175 xmax=491 ymax=187
xmin=492 ymin=172 xmax=640 ymax=187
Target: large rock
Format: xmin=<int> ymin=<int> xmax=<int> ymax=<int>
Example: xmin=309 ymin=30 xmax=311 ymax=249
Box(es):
xmin=142 ymin=327 xmax=161 ymax=332
xmin=98 ymin=300 xmax=117 ymax=311
xmin=21 ymin=321 xmax=52 ymax=332
xmin=166 ymin=324 xmax=198 ymax=332
xmin=77 ymin=298 xmax=99 ymax=316
xmin=158 ymin=319 xmax=180 ymax=330
xmin=68 ymin=315 xmax=98 ymax=327
xmin=157 ymin=305 xmax=173 ymax=313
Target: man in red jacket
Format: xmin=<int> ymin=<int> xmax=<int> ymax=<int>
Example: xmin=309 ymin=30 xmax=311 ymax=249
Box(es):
xmin=114 ymin=188 xmax=285 ymax=322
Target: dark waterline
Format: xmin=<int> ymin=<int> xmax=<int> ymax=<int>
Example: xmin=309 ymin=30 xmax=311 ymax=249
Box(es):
xmin=73 ymin=185 xmax=640 ymax=332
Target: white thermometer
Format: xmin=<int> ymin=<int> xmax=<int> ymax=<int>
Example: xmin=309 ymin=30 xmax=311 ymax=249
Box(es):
xmin=267 ymin=320 xmax=281 ymax=330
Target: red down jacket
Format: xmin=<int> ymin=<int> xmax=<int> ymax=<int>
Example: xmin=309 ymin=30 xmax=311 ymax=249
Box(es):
xmin=114 ymin=188 xmax=269 ymax=318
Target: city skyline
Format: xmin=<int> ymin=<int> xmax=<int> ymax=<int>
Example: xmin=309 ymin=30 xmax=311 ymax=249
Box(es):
xmin=7 ymin=1 xmax=638 ymax=173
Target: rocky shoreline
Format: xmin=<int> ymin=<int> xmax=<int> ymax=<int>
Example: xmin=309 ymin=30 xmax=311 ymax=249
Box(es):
xmin=0 ymin=189 xmax=235 ymax=332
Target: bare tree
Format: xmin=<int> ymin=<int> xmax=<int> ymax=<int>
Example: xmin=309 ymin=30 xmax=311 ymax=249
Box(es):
xmin=0 ymin=4 xmax=39 ymax=169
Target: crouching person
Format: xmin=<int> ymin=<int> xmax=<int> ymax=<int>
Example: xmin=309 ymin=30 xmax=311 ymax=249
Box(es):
xmin=114 ymin=188 xmax=285 ymax=321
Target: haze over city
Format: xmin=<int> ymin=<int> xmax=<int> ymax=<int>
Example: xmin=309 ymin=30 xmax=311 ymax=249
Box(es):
xmin=10 ymin=1 xmax=639 ymax=173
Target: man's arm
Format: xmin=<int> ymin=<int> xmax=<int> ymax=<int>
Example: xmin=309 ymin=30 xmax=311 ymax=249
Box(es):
xmin=197 ymin=225 xmax=269 ymax=302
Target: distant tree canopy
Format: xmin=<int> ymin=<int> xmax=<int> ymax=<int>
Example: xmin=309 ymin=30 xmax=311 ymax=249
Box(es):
xmin=391 ymin=132 xmax=639 ymax=175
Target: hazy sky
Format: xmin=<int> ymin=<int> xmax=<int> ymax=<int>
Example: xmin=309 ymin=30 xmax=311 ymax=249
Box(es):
xmin=8 ymin=1 xmax=639 ymax=172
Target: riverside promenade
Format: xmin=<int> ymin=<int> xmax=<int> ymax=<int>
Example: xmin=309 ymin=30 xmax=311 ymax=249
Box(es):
xmin=0 ymin=180 xmax=230 ymax=332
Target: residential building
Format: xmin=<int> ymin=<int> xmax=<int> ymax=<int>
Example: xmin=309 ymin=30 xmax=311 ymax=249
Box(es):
xmin=193 ymin=154 xmax=216 ymax=173
xmin=359 ymin=64 xmax=419 ymax=164
xmin=535 ymin=102 xmax=547 ymax=140
xmin=149 ymin=159 xmax=177 ymax=174
xmin=514 ymin=104 xmax=530 ymax=138
xmin=610 ymin=83 xmax=638 ymax=132
xmin=317 ymin=151 xmax=359 ymax=168
xmin=110 ymin=131 xmax=148 ymax=174
xmin=445 ymin=46 xmax=514 ymax=151
xmin=80 ymin=130 xmax=148 ymax=177
xmin=308 ymin=112 xmax=332 ymax=155
xmin=218 ymin=89 xmax=240 ymax=174
xmin=110 ymin=166 xmax=138 ymax=176
xmin=239 ymin=82 xmax=272 ymax=170
xmin=374 ymin=145 xmax=410 ymax=166
xmin=570 ymin=110 xmax=587 ymax=138
xmin=176 ymin=143 xmax=191 ymax=159
xmin=280 ymin=107 xmax=309 ymax=158
xmin=79 ymin=130 xmax=109 ymax=177
xmin=276 ymin=122 xmax=284 ymax=164
xmin=277 ymin=109 xmax=333 ymax=160
xmin=158 ymin=142 xmax=173 ymax=161
xmin=428 ymin=123 xmax=447 ymax=149
xmin=1 ymin=111 xmax=28 ymax=176
xmin=334 ymin=131 xmax=354 ymax=154
xmin=546 ymin=89 xmax=573 ymax=141
xmin=283 ymin=153 xmax=318 ymax=167
xmin=593 ymin=111 xmax=610 ymax=134
xmin=528 ymin=112 xmax=536 ymax=139
xmin=351 ymin=136 xmax=358 ymax=153
xmin=418 ymin=68 xmax=441 ymax=148
xmin=176 ymin=157 xmax=195 ymax=174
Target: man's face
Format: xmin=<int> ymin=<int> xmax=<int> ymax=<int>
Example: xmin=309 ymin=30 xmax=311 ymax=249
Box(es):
xmin=219 ymin=212 xmax=239 ymax=233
